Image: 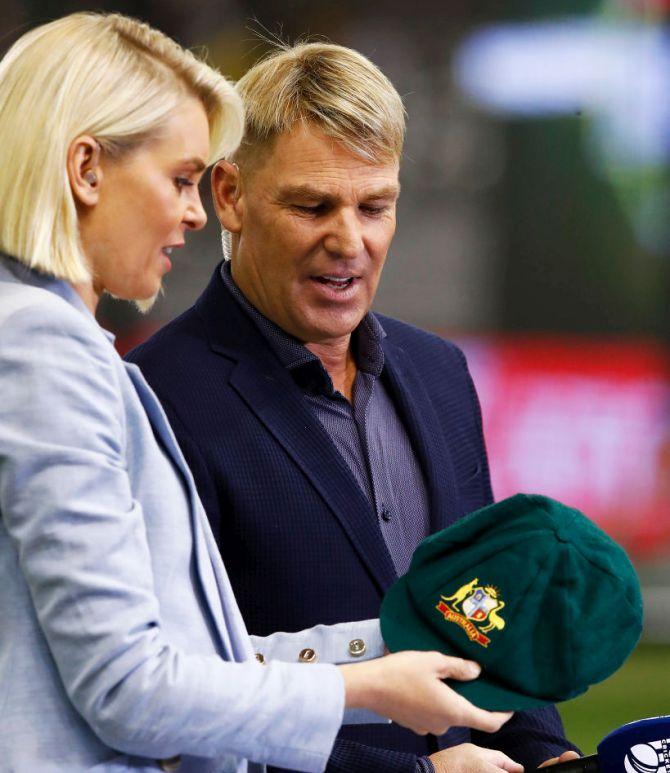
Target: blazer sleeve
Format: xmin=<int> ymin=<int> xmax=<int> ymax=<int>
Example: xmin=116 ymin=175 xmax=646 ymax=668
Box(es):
xmin=0 ymin=298 xmax=344 ymax=772
xmin=250 ymin=619 xmax=385 ymax=666
xmin=470 ymin=697 xmax=581 ymax=767
xmin=251 ymin=619 xmax=391 ymax=726
xmin=324 ymin=740 xmax=420 ymax=773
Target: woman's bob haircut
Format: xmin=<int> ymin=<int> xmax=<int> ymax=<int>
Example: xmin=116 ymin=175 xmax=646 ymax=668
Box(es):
xmin=0 ymin=12 xmax=244 ymax=284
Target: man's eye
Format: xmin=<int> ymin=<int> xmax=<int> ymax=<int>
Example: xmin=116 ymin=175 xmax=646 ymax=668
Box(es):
xmin=361 ymin=205 xmax=386 ymax=216
xmin=294 ymin=203 xmax=325 ymax=214
xmin=175 ymin=177 xmax=194 ymax=190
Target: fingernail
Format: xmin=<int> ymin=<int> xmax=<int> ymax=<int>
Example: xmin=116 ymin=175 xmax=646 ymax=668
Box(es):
xmin=466 ymin=661 xmax=481 ymax=677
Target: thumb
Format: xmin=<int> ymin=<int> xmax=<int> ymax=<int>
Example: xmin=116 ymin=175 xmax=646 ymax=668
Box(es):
xmin=485 ymin=751 xmax=524 ymax=772
xmin=499 ymin=758 xmax=525 ymax=772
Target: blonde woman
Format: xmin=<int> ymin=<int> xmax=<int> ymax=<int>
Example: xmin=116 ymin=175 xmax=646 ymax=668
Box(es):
xmin=0 ymin=13 xmax=512 ymax=773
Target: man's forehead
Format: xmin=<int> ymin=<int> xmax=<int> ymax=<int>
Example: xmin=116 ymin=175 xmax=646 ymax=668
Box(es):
xmin=255 ymin=123 xmax=400 ymax=193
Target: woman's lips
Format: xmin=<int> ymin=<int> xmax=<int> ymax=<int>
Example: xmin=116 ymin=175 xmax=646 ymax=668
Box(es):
xmin=160 ymin=247 xmax=173 ymax=272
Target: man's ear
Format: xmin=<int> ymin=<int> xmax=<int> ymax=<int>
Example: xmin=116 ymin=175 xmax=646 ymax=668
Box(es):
xmin=212 ymin=160 xmax=244 ymax=234
xmin=67 ymin=136 xmax=102 ymax=207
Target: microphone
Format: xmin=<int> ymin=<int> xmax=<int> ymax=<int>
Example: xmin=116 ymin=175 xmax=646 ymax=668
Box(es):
xmin=534 ymin=715 xmax=670 ymax=772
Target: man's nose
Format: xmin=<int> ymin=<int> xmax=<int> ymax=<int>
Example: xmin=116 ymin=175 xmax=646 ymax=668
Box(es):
xmin=323 ymin=210 xmax=363 ymax=259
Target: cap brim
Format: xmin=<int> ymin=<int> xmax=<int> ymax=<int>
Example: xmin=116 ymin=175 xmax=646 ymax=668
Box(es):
xmin=380 ymin=575 xmax=561 ymax=712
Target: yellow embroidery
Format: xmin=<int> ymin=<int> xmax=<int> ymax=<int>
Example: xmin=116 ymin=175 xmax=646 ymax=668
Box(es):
xmin=436 ymin=578 xmax=506 ymax=647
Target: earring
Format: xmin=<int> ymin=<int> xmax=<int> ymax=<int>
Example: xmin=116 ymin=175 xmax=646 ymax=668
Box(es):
xmin=84 ymin=170 xmax=98 ymax=185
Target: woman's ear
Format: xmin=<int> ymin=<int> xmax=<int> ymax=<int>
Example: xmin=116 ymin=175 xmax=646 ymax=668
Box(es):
xmin=67 ymin=136 xmax=102 ymax=207
xmin=211 ymin=159 xmax=244 ymax=234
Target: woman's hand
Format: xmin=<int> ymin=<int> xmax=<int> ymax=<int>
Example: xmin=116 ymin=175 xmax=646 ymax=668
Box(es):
xmin=339 ymin=650 xmax=513 ymax=736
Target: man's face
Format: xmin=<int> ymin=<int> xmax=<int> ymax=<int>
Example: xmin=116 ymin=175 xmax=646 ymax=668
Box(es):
xmin=224 ymin=123 xmax=400 ymax=346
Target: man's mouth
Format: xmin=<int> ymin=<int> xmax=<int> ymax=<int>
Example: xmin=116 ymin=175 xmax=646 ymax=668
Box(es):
xmin=312 ymin=275 xmax=358 ymax=290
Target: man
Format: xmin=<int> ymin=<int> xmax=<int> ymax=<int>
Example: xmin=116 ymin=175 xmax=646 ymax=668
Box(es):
xmin=128 ymin=42 xmax=579 ymax=773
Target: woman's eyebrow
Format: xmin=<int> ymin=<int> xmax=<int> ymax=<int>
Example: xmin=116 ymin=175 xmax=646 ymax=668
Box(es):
xmin=179 ymin=157 xmax=207 ymax=171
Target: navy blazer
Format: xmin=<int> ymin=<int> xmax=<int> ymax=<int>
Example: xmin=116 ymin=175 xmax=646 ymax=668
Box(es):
xmin=128 ymin=263 xmax=576 ymax=772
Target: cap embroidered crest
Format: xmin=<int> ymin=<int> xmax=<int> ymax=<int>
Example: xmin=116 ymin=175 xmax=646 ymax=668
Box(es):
xmin=436 ymin=578 xmax=505 ymax=647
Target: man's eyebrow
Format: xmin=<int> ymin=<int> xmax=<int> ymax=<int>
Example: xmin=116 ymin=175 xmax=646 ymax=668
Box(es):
xmin=277 ymin=184 xmax=332 ymax=201
xmin=277 ymin=183 xmax=401 ymax=201
xmin=364 ymin=183 xmax=401 ymax=200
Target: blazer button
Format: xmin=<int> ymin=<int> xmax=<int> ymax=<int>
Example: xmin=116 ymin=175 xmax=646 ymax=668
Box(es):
xmin=255 ymin=652 xmax=266 ymax=665
xmin=298 ymin=648 xmax=317 ymax=663
xmin=348 ymin=639 xmax=366 ymax=657
xmin=158 ymin=756 xmax=181 ymax=771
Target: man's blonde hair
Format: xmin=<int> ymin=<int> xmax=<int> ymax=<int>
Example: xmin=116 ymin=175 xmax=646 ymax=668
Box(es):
xmin=0 ymin=12 xmax=244 ymax=284
xmin=234 ymin=41 xmax=406 ymax=168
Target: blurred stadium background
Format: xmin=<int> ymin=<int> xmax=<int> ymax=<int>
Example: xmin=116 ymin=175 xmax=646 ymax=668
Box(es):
xmin=2 ymin=0 xmax=668 ymax=755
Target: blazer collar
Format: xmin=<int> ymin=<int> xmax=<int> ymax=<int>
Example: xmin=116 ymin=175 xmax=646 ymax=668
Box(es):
xmin=124 ymin=360 xmax=254 ymax=662
xmin=0 ymin=253 xmax=114 ymax=344
xmin=196 ymin=263 xmax=399 ymax=592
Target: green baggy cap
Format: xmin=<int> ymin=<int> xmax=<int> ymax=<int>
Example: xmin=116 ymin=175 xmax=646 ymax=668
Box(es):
xmin=380 ymin=494 xmax=643 ymax=711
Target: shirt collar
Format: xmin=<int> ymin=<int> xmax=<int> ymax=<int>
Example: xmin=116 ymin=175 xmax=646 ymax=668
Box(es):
xmin=220 ymin=260 xmax=386 ymax=379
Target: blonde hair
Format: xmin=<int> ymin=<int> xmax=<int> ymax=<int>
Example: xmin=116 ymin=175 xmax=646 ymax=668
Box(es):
xmin=0 ymin=12 xmax=244 ymax=284
xmin=234 ymin=41 xmax=406 ymax=169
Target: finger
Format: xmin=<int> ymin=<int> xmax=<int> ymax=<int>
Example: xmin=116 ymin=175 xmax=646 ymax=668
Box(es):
xmin=456 ymin=699 xmax=514 ymax=733
xmin=538 ymin=751 xmax=581 ymax=767
xmin=434 ymin=653 xmax=482 ymax=681
xmin=558 ymin=752 xmax=580 ymax=761
xmin=431 ymin=686 xmax=512 ymax=734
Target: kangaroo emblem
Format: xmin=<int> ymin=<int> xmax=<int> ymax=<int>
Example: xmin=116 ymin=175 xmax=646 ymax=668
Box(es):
xmin=436 ymin=578 xmax=506 ymax=647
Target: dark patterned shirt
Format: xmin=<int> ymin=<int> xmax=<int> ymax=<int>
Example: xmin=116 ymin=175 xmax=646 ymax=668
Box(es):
xmin=220 ymin=261 xmax=430 ymax=576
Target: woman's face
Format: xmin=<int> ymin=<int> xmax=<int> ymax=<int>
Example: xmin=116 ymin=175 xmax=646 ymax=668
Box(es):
xmin=79 ymin=97 xmax=210 ymax=301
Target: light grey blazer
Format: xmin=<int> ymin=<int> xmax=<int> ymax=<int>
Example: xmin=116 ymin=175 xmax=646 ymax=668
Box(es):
xmin=0 ymin=257 xmax=382 ymax=773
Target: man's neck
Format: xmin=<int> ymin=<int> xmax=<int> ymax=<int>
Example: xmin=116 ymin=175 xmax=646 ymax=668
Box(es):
xmin=305 ymin=337 xmax=357 ymax=401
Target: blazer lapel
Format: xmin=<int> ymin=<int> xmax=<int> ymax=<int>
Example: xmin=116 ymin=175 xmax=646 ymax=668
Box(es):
xmin=228 ymin=358 xmax=398 ymax=592
xmin=123 ymin=361 xmax=244 ymax=660
xmin=382 ymin=338 xmax=459 ymax=533
xmin=197 ymin=265 xmax=398 ymax=593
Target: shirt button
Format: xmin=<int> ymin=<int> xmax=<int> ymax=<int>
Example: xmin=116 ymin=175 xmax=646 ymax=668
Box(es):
xmin=298 ymin=648 xmax=317 ymax=663
xmin=381 ymin=506 xmax=392 ymax=522
xmin=348 ymin=639 xmax=367 ymax=657
xmin=255 ymin=652 xmax=266 ymax=665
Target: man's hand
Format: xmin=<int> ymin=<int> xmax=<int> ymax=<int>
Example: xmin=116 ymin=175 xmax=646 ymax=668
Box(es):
xmin=339 ymin=650 xmax=513 ymax=736
xmin=538 ymin=751 xmax=581 ymax=767
xmin=429 ymin=743 xmax=524 ymax=772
